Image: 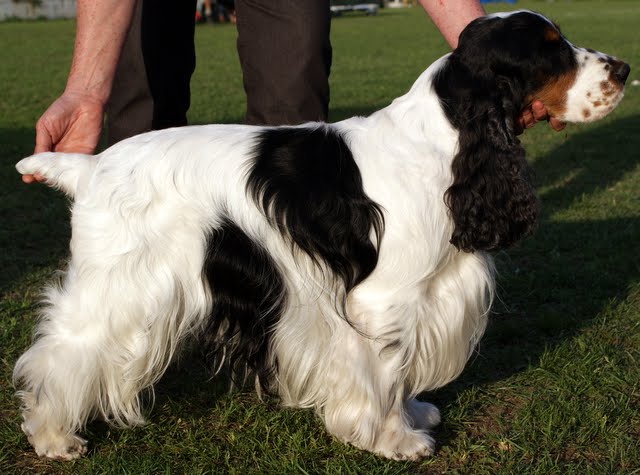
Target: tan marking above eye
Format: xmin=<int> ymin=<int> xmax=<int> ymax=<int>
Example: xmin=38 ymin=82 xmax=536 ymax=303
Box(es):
xmin=544 ymin=27 xmax=561 ymax=42
xmin=592 ymin=101 xmax=602 ymax=107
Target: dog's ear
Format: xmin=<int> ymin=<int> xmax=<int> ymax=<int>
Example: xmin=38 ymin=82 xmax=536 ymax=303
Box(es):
xmin=434 ymin=48 xmax=539 ymax=252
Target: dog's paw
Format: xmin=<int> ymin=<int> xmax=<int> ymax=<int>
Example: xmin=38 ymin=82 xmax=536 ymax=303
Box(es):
xmin=23 ymin=423 xmax=88 ymax=460
xmin=407 ymin=399 xmax=441 ymax=430
xmin=374 ymin=427 xmax=436 ymax=461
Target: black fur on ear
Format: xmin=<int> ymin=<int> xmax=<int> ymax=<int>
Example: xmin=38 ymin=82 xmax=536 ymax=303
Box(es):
xmin=433 ymin=15 xmax=545 ymax=252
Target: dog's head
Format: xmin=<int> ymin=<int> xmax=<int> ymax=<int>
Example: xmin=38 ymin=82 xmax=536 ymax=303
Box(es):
xmin=434 ymin=10 xmax=629 ymax=252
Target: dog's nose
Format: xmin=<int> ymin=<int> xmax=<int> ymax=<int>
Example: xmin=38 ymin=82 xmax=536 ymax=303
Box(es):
xmin=614 ymin=62 xmax=631 ymax=84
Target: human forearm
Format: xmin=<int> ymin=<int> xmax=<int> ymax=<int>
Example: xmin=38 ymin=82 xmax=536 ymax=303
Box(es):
xmin=28 ymin=0 xmax=136 ymax=159
xmin=417 ymin=0 xmax=485 ymax=49
xmin=65 ymin=0 xmax=137 ymax=105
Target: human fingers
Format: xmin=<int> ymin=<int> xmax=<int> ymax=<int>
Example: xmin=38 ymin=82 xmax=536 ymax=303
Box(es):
xmin=549 ymin=117 xmax=567 ymax=131
xmin=33 ymin=93 xmax=103 ymax=155
xmin=34 ymin=120 xmax=54 ymax=154
xmin=531 ymin=100 xmax=566 ymax=131
xmin=25 ymin=111 xmax=58 ymax=184
xmin=521 ymin=108 xmax=535 ymax=128
xmin=530 ymin=100 xmax=547 ymax=121
xmin=515 ymin=108 xmax=533 ymax=135
xmin=21 ymin=173 xmax=46 ymax=184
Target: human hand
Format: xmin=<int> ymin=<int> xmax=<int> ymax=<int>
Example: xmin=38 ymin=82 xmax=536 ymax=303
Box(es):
xmin=516 ymin=100 xmax=566 ymax=135
xmin=23 ymin=92 xmax=104 ymax=184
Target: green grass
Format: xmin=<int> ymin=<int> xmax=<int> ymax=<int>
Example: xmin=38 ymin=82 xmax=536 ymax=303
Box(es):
xmin=1 ymin=1 xmax=639 ymax=473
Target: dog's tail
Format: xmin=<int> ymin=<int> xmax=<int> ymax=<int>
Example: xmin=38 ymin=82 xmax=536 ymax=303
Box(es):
xmin=16 ymin=152 xmax=98 ymax=198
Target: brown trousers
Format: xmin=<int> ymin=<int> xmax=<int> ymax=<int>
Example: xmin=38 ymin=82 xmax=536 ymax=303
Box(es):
xmin=105 ymin=0 xmax=154 ymax=145
xmin=107 ymin=0 xmax=331 ymax=146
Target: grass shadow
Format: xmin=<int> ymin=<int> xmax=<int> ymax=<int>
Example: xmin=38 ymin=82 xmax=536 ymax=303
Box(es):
xmin=0 ymin=127 xmax=71 ymax=298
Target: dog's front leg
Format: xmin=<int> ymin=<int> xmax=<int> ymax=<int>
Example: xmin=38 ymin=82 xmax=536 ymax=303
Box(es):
xmin=318 ymin=315 xmax=437 ymax=461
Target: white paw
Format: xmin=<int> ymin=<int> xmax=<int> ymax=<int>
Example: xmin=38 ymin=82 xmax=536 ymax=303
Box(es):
xmin=374 ymin=427 xmax=436 ymax=461
xmin=23 ymin=423 xmax=88 ymax=460
xmin=407 ymin=399 xmax=441 ymax=430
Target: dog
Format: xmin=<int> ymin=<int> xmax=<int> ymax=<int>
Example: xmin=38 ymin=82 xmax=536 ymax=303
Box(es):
xmin=14 ymin=10 xmax=628 ymax=461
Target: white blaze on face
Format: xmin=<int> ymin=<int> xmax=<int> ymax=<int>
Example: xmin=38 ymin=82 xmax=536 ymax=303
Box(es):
xmin=562 ymin=46 xmax=627 ymax=123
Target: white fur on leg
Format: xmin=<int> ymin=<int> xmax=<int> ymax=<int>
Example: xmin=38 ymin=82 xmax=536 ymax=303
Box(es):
xmin=290 ymin=311 xmax=437 ymax=461
xmin=14 ymin=288 xmax=104 ymax=460
xmin=20 ymin=392 xmax=87 ymax=461
xmin=14 ymin=154 xmax=219 ymax=457
xmin=24 ymin=426 xmax=87 ymax=461
xmin=322 ymin=387 xmax=437 ymax=461
xmin=371 ymin=406 xmax=436 ymax=461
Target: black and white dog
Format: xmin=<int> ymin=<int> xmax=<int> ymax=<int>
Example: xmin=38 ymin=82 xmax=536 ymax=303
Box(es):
xmin=14 ymin=11 xmax=628 ymax=461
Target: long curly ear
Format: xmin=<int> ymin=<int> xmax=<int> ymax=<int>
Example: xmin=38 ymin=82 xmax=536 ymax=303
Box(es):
xmin=445 ymin=109 xmax=538 ymax=252
xmin=435 ymin=53 xmax=539 ymax=252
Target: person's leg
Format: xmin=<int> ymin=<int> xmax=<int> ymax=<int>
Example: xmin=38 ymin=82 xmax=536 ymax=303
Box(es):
xmin=235 ymin=0 xmax=332 ymax=126
xmin=105 ymin=0 xmax=153 ymax=147
xmin=141 ymin=0 xmax=197 ymax=130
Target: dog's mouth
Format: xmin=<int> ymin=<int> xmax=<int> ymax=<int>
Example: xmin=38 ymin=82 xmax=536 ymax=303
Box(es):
xmin=583 ymin=77 xmax=627 ymax=123
xmin=567 ymin=52 xmax=630 ymax=123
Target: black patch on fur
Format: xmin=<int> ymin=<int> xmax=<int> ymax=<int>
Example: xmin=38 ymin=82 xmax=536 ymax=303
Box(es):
xmin=433 ymin=12 xmax=577 ymax=252
xmin=201 ymin=220 xmax=285 ymax=387
xmin=247 ymin=126 xmax=384 ymax=294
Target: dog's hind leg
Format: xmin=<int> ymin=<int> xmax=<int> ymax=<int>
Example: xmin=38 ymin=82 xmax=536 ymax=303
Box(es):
xmin=13 ymin=273 xmax=183 ymax=459
xmin=13 ymin=261 xmax=174 ymax=459
xmin=15 ymin=215 xmax=211 ymax=459
xmin=13 ymin=277 xmax=103 ymax=460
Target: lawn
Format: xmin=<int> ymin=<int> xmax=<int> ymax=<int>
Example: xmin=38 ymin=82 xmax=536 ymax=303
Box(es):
xmin=1 ymin=1 xmax=639 ymax=473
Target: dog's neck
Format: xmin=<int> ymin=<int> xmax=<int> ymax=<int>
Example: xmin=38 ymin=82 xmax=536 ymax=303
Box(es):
xmin=366 ymin=54 xmax=460 ymax=161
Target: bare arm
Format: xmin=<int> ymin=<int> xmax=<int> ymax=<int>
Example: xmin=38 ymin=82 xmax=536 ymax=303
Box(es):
xmin=418 ymin=0 xmax=485 ymax=49
xmin=63 ymin=0 xmax=136 ymax=107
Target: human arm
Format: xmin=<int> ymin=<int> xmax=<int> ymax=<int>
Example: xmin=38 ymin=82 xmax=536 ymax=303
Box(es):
xmin=24 ymin=0 xmax=136 ymax=183
xmin=417 ymin=0 xmax=485 ymax=49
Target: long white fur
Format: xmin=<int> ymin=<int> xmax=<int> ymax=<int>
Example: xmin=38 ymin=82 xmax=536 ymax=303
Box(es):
xmin=13 ymin=31 xmax=624 ymax=460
